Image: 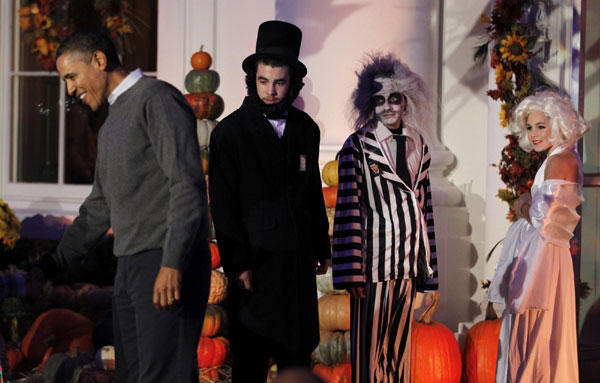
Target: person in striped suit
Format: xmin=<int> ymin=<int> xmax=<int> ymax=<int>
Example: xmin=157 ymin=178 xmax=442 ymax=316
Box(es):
xmin=332 ymin=53 xmax=438 ymax=383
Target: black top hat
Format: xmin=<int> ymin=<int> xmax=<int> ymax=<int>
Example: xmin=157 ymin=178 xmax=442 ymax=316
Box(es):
xmin=242 ymin=20 xmax=307 ymax=77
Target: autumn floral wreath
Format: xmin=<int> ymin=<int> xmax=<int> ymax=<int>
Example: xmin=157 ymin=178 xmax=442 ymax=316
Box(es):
xmin=0 ymin=200 xmax=21 ymax=249
xmin=18 ymin=0 xmax=133 ymax=71
xmin=475 ymin=0 xmax=558 ymax=221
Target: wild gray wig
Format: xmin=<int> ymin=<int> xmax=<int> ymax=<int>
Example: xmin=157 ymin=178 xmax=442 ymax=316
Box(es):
xmin=509 ymin=90 xmax=589 ymax=152
xmin=351 ymin=53 xmax=432 ymax=132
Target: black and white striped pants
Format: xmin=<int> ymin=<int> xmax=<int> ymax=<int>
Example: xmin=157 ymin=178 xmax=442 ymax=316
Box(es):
xmin=351 ymin=278 xmax=416 ymax=383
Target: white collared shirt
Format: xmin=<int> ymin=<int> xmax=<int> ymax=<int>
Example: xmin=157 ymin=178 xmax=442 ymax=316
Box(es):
xmin=267 ymin=117 xmax=287 ymax=139
xmin=375 ymin=121 xmax=421 ymax=183
xmin=108 ymin=68 xmax=143 ymax=105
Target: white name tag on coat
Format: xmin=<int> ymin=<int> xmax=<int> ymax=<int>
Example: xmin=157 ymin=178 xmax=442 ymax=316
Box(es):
xmin=299 ymin=154 xmax=307 ymax=172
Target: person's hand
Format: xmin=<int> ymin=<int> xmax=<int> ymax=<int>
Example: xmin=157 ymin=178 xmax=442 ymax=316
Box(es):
xmin=347 ymin=286 xmax=365 ymax=299
xmin=514 ymin=192 xmax=532 ymax=219
xmin=315 ymin=259 xmax=330 ymax=275
xmin=153 ymin=266 xmax=181 ymax=310
xmin=235 ymin=270 xmax=253 ymax=291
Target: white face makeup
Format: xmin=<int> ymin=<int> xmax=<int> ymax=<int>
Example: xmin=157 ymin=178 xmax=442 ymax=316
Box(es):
xmin=373 ymin=77 xmax=405 ymax=130
xmin=526 ymin=110 xmax=555 ymax=152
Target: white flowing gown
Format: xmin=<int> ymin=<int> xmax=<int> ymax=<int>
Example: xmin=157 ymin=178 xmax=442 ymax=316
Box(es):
xmin=488 ymin=145 xmax=581 ymax=383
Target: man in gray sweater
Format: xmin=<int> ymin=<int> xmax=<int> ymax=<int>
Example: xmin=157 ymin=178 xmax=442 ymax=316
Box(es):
xmin=41 ymin=30 xmax=210 ymax=383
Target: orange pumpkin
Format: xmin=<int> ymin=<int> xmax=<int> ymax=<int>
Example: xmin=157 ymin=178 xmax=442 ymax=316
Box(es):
xmin=312 ymin=363 xmax=351 ymax=383
xmin=462 ymin=302 xmax=501 ymax=383
xmin=197 ymin=336 xmax=229 ymax=368
xmin=208 ymin=270 xmax=227 ymax=304
xmin=185 ymin=93 xmax=224 ymax=120
xmin=201 ymin=304 xmax=226 ymax=337
xmin=191 ymin=45 xmax=213 ymax=70
xmin=322 ymin=186 xmax=338 ymax=209
xmin=20 ymin=308 xmax=95 ymax=369
xmin=6 ymin=344 xmax=25 ymax=373
xmin=209 ymin=241 xmax=221 ymax=269
xmin=411 ymin=292 xmax=461 ymax=383
xmin=318 ymin=293 xmax=350 ymax=331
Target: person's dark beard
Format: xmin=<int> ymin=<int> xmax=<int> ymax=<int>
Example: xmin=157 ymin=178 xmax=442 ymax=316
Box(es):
xmin=245 ymin=87 xmax=293 ymax=119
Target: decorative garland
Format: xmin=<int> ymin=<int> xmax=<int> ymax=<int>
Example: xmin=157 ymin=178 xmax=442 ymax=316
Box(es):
xmin=0 ymin=200 xmax=21 ymax=249
xmin=475 ymin=0 xmax=556 ymax=221
xmin=18 ymin=0 xmax=133 ymax=71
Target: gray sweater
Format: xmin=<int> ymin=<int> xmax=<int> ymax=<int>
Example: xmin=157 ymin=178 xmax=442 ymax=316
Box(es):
xmin=55 ymin=76 xmax=208 ymax=271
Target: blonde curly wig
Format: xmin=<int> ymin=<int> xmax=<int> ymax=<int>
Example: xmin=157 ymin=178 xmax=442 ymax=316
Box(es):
xmin=508 ymin=90 xmax=589 ymax=152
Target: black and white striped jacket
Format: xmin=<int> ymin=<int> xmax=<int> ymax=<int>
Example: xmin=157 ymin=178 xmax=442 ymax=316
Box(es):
xmin=332 ymin=122 xmax=438 ymax=291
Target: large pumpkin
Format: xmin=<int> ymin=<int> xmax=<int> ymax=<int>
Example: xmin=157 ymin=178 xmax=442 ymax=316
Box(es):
xmin=322 ymin=186 xmax=338 ymax=209
xmin=411 ymin=292 xmax=461 ymax=383
xmin=462 ymin=302 xmax=501 ymax=383
xmin=201 ymin=304 xmax=226 ymax=337
xmin=20 ymin=308 xmax=95 ymax=369
xmin=197 ymin=119 xmax=217 ymax=148
xmin=312 ymin=330 xmax=351 ymax=366
xmin=322 ymin=160 xmax=339 ymax=187
xmin=185 ymin=93 xmax=224 ymax=120
xmin=197 ymin=336 xmax=229 ymax=368
xmin=318 ymin=293 xmax=350 ymax=331
xmin=209 ymin=241 xmax=221 ymax=269
xmin=208 ymin=270 xmax=227 ymax=304
xmin=312 ymin=363 xmax=351 ymax=383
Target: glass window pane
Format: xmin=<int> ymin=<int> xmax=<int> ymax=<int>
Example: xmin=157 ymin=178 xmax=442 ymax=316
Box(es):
xmin=118 ymin=0 xmax=158 ymax=72
xmin=15 ymin=0 xmax=158 ymax=72
xmin=13 ymin=76 xmax=60 ymax=182
xmin=64 ymin=102 xmax=107 ymax=184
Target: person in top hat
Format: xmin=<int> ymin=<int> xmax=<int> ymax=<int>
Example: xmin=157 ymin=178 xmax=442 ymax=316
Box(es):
xmin=209 ymin=20 xmax=331 ymax=382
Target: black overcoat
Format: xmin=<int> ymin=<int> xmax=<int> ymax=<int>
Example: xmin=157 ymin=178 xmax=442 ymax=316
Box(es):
xmin=208 ymin=97 xmax=331 ymax=354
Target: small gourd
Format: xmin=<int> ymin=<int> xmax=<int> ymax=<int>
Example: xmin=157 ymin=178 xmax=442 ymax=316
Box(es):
xmin=191 ymin=45 xmax=212 ymax=70
xmin=208 ymin=270 xmax=227 ymax=304
xmin=318 ymin=293 xmax=350 ymax=331
xmin=322 ymin=160 xmax=339 ymax=187
xmin=197 ymin=119 xmax=216 ymax=148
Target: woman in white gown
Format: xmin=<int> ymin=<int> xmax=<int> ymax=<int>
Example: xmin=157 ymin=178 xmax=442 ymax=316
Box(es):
xmin=488 ymin=90 xmax=589 ymax=383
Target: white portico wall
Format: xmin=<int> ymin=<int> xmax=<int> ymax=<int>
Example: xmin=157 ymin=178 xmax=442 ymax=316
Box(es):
xmin=157 ymin=0 xmax=480 ymax=330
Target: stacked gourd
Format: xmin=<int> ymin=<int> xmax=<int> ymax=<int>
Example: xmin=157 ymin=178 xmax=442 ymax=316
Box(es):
xmin=184 ymin=46 xmax=223 ymax=175
xmin=197 ymin=242 xmax=231 ymax=382
xmin=321 ymin=160 xmax=338 ymax=236
xmin=311 ymin=158 xmax=351 ymax=382
xmin=312 ymin=280 xmax=351 ymax=382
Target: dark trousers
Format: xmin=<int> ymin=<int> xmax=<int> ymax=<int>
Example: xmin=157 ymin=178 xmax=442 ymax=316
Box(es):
xmin=113 ymin=245 xmax=210 ymax=383
xmin=231 ymin=326 xmax=311 ymax=383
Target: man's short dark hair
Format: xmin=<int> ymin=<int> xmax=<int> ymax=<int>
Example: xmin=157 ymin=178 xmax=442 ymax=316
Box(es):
xmin=56 ymin=30 xmax=122 ymax=70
